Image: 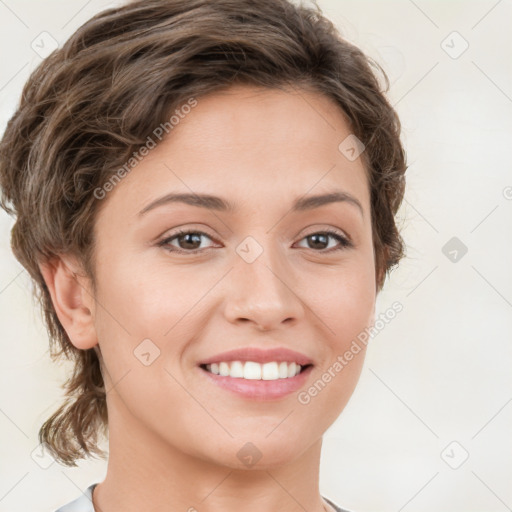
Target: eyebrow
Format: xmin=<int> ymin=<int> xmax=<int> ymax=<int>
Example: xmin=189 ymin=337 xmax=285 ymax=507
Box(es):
xmin=138 ymin=190 xmax=364 ymax=218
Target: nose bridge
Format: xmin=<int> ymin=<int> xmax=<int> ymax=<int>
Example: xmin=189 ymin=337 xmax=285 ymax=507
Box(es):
xmin=223 ymin=233 xmax=304 ymax=329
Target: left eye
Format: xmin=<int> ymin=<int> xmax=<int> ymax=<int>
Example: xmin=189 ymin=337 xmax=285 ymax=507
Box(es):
xmin=158 ymin=229 xmax=352 ymax=254
xmin=295 ymin=230 xmax=352 ymax=251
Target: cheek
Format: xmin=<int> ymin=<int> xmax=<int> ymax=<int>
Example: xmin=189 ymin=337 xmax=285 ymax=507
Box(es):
xmin=314 ymin=261 xmax=374 ymax=409
xmin=91 ymin=254 xmax=222 ymax=394
xmin=312 ymin=262 xmax=376 ymax=343
xmin=91 ymin=257 xmax=191 ymax=413
xmin=93 ymin=252 xmax=206 ymax=338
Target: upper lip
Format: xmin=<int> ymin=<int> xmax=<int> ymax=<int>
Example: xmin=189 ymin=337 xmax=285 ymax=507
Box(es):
xmin=198 ymin=347 xmax=314 ymax=366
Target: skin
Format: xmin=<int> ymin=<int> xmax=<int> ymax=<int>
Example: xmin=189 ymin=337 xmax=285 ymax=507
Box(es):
xmin=41 ymin=84 xmax=379 ymax=512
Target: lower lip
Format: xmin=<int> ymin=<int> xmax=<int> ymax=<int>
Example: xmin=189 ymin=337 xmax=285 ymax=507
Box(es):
xmin=198 ymin=365 xmax=314 ymax=400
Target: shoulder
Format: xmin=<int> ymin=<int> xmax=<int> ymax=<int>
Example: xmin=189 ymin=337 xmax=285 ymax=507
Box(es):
xmin=323 ymin=495 xmax=354 ymax=512
xmin=53 ymin=483 xmax=98 ymax=512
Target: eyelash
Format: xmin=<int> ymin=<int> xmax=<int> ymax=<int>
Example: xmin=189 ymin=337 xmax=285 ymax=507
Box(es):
xmin=157 ymin=228 xmax=353 ymax=254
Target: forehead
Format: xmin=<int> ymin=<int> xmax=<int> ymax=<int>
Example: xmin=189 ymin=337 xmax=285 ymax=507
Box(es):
xmin=174 ymin=84 xmax=352 ymax=152
xmin=96 ymin=84 xmax=369 ymax=220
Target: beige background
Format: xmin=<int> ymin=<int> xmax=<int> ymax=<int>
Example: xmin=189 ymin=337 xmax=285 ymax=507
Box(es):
xmin=1 ymin=1 xmax=511 ymax=511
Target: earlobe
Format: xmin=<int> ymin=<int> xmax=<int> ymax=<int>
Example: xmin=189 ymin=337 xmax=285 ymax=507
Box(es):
xmin=39 ymin=254 xmax=98 ymax=350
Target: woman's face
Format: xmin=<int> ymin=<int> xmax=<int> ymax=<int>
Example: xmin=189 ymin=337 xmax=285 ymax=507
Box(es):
xmin=86 ymin=84 xmax=377 ymax=468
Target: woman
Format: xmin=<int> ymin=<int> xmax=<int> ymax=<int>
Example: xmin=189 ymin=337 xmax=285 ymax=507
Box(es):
xmin=0 ymin=1 xmax=407 ymax=511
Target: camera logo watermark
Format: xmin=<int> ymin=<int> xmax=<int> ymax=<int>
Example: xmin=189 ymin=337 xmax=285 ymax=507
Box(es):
xmin=338 ymin=134 xmax=366 ymax=162
xmin=134 ymin=338 xmax=161 ymax=366
xmin=30 ymin=442 xmax=56 ymax=469
xmin=31 ymin=31 xmax=59 ymax=59
xmin=442 ymin=236 xmax=468 ymax=263
xmin=236 ymin=236 xmax=264 ymax=263
xmin=441 ymin=31 xmax=469 ymax=60
xmin=440 ymin=441 xmax=469 ymax=469
xmin=236 ymin=441 xmax=263 ymax=467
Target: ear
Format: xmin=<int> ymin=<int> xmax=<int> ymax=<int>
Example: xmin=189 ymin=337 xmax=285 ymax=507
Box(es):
xmin=39 ymin=253 xmax=98 ymax=350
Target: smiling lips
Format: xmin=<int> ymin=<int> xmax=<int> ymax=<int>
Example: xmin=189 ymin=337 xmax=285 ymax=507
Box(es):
xmin=198 ymin=346 xmax=314 ymax=366
xmin=197 ymin=346 xmax=314 ymax=399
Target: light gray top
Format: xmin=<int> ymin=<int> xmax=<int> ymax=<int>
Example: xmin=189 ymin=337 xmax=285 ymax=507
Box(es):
xmin=54 ymin=483 xmax=97 ymax=512
xmin=55 ymin=483 xmax=352 ymax=512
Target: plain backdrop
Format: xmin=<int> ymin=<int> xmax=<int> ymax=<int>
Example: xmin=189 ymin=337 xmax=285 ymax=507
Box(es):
xmin=0 ymin=1 xmax=511 ymax=511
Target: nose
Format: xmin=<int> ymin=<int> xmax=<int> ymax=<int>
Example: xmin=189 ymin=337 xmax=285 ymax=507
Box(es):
xmin=222 ymin=242 xmax=305 ymax=331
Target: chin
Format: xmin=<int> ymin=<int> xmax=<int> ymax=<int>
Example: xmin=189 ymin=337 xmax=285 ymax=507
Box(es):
xmin=205 ymin=436 xmax=311 ymax=470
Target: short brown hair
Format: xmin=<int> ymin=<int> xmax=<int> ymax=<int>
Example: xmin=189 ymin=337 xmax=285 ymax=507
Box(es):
xmin=0 ymin=0 xmax=407 ymax=466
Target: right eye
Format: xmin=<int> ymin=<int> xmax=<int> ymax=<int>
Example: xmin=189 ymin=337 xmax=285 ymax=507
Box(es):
xmin=158 ymin=230 xmax=218 ymax=254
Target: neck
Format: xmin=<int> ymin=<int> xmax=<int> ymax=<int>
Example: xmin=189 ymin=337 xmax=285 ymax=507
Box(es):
xmin=93 ymin=395 xmax=332 ymax=512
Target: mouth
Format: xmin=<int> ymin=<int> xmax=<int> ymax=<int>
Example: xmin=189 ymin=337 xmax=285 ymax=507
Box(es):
xmin=196 ymin=347 xmax=315 ymax=400
xmin=197 ymin=360 xmax=314 ymax=401
xmin=199 ymin=361 xmax=314 ymax=380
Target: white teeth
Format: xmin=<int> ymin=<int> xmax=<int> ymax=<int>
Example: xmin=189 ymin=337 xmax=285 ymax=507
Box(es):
xmin=262 ymin=362 xmax=279 ymax=380
xmin=219 ymin=362 xmax=230 ymax=377
xmin=287 ymin=362 xmax=297 ymax=378
xmin=230 ymin=360 xmax=244 ymax=378
xmin=244 ymin=361 xmax=261 ymax=380
xmin=278 ymin=361 xmax=289 ymax=378
xmin=204 ymin=361 xmax=304 ymax=380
